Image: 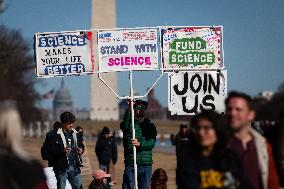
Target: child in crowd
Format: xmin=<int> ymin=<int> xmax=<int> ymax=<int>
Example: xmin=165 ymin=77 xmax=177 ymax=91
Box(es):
xmin=151 ymin=168 xmax=168 ymax=189
xmin=89 ymin=169 xmax=111 ymax=189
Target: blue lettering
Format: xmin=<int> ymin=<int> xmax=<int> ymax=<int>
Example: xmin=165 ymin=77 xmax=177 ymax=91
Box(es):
xmin=99 ymin=33 xmax=111 ymax=38
xmin=100 ymin=45 xmax=128 ymax=55
xmin=135 ymin=44 xmax=157 ymax=53
xmin=44 ymin=63 xmax=86 ymax=75
xmin=38 ymin=34 xmax=87 ymax=48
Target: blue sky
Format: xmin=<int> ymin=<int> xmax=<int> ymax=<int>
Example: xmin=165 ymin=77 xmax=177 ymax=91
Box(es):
xmin=2 ymin=0 xmax=284 ymax=108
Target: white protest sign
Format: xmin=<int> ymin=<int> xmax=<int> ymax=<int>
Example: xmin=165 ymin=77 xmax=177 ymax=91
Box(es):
xmin=162 ymin=26 xmax=223 ymax=70
xmin=168 ymin=70 xmax=227 ymax=115
xmin=35 ymin=31 xmax=94 ymax=77
xmin=80 ymin=146 xmax=92 ymax=176
xmin=97 ymin=28 xmax=159 ymax=72
xmin=44 ymin=167 xmax=72 ymax=189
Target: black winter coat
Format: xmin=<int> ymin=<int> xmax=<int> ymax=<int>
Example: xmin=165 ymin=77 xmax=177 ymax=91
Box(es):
xmin=95 ymin=136 xmax=118 ymax=165
xmin=177 ymin=148 xmax=253 ymax=189
xmin=47 ymin=129 xmax=84 ymax=174
xmin=0 ymin=151 xmax=48 ymax=189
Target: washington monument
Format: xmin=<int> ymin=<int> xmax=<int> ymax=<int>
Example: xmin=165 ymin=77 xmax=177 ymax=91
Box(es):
xmin=90 ymin=0 xmax=119 ymax=120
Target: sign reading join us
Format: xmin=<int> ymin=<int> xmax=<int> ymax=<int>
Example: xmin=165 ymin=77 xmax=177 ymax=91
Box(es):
xmin=162 ymin=26 xmax=224 ymax=70
xmin=34 ymin=31 xmax=93 ymax=77
xmin=168 ymin=70 xmax=227 ymax=115
xmin=97 ymin=28 xmax=160 ymax=72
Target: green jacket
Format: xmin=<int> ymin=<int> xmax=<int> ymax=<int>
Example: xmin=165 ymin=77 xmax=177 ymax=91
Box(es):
xmin=120 ymin=111 xmax=157 ymax=165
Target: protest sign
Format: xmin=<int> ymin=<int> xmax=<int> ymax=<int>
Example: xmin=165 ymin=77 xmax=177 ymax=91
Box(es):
xmin=168 ymin=70 xmax=227 ymax=115
xmin=80 ymin=146 xmax=92 ymax=176
xmin=34 ymin=31 xmax=93 ymax=77
xmin=97 ymin=28 xmax=159 ymax=72
xmin=162 ymin=26 xmax=223 ymax=70
xmin=44 ymin=167 xmax=72 ymax=189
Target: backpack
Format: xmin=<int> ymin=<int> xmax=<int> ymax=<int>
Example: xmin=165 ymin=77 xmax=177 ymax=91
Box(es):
xmin=41 ymin=140 xmax=50 ymax=161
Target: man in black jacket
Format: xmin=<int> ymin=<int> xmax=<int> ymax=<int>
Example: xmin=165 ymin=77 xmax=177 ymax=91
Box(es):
xmin=48 ymin=112 xmax=84 ymax=189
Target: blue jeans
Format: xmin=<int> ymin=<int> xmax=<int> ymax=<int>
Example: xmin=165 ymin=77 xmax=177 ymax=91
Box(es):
xmin=99 ymin=164 xmax=108 ymax=172
xmin=122 ymin=165 xmax=152 ymax=189
xmin=55 ymin=165 xmax=82 ymax=189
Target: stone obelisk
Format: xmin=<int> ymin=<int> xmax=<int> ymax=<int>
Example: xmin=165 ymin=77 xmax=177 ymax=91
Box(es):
xmin=90 ymin=0 xmax=118 ymax=120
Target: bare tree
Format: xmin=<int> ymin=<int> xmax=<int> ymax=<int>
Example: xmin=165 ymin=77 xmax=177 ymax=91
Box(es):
xmin=0 ymin=0 xmax=7 ymax=14
xmin=0 ymin=25 xmax=42 ymax=123
xmin=278 ymin=82 xmax=284 ymax=93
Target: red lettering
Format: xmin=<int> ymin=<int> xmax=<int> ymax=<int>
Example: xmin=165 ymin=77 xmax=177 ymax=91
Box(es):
xmin=138 ymin=57 xmax=144 ymax=65
xmin=145 ymin=57 xmax=151 ymax=65
xmin=125 ymin=57 xmax=130 ymax=65
xmin=108 ymin=58 xmax=114 ymax=66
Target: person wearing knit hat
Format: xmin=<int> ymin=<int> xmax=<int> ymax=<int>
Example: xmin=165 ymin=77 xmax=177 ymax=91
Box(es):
xmin=121 ymin=99 xmax=157 ymax=189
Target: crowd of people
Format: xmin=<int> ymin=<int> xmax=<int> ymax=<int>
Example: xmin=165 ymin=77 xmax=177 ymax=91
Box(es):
xmin=175 ymin=92 xmax=283 ymax=189
xmin=0 ymin=90 xmax=283 ymax=189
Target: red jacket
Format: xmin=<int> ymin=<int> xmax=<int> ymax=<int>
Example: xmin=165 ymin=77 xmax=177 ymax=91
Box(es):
xmin=250 ymin=128 xmax=279 ymax=189
xmin=267 ymin=142 xmax=280 ymax=189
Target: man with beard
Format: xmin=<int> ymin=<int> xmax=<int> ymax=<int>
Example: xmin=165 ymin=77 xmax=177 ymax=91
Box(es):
xmin=120 ymin=100 xmax=157 ymax=189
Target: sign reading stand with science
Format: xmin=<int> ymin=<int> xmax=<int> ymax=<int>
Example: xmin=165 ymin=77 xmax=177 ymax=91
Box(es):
xmin=162 ymin=26 xmax=223 ymax=70
xmin=34 ymin=31 xmax=93 ymax=77
xmin=97 ymin=28 xmax=160 ymax=72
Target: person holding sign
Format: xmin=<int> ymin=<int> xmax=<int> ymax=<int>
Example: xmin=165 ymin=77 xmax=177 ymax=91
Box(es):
xmin=120 ymin=100 xmax=157 ymax=189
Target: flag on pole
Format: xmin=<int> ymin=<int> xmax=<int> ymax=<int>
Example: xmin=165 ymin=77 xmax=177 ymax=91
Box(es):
xmin=42 ymin=89 xmax=54 ymax=99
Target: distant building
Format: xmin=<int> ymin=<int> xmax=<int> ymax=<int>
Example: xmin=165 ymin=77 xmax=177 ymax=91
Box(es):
xmin=40 ymin=108 xmax=53 ymax=121
xmin=53 ymin=80 xmax=73 ymax=121
xmin=119 ymin=100 xmax=128 ymax=119
xmin=118 ymin=89 xmax=167 ymax=120
xmin=146 ymin=89 xmax=167 ymax=120
xmin=75 ymin=108 xmax=90 ymax=120
xmin=257 ymin=91 xmax=274 ymax=101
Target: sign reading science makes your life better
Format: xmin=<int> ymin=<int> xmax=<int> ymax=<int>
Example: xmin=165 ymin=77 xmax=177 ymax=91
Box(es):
xmin=34 ymin=31 xmax=93 ymax=77
xmin=162 ymin=26 xmax=224 ymax=70
xmin=97 ymin=28 xmax=160 ymax=72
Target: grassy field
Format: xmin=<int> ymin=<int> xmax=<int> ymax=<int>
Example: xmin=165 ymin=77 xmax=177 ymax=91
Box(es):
xmin=77 ymin=119 xmax=186 ymax=134
xmin=23 ymin=138 xmax=177 ymax=189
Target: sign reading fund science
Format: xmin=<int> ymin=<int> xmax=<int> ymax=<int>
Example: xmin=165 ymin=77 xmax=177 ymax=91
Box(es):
xmin=162 ymin=26 xmax=223 ymax=70
xmin=34 ymin=31 xmax=93 ymax=77
xmin=97 ymin=28 xmax=159 ymax=72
